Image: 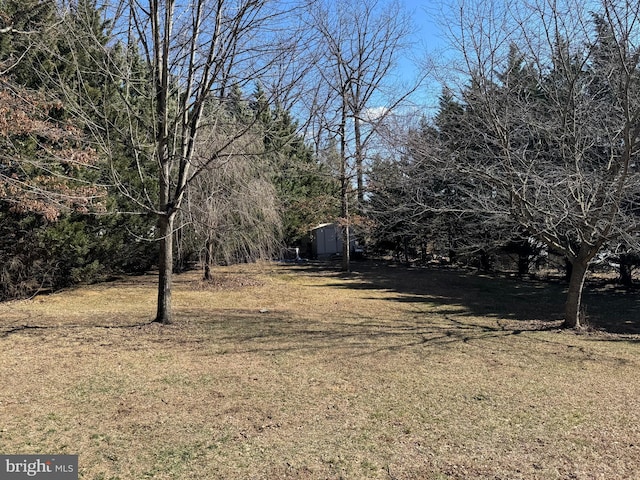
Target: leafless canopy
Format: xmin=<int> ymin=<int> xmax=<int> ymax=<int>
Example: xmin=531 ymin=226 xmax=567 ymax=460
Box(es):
xmin=301 ymin=0 xmax=421 ymax=270
xmin=417 ymin=0 xmax=640 ymax=327
xmin=49 ymin=0 xmax=304 ymax=323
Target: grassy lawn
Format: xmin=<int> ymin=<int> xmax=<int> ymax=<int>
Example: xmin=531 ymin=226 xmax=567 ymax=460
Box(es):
xmin=1 ymin=261 xmax=639 ymax=479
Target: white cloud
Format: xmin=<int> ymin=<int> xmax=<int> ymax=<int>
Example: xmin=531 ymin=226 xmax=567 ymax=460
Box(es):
xmin=362 ymin=106 xmax=389 ymax=122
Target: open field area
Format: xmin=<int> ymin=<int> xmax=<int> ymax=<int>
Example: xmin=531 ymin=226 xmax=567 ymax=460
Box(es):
xmin=1 ymin=261 xmax=640 ymax=479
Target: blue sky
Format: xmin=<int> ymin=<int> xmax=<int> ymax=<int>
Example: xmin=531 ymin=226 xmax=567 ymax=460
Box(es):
xmin=402 ymin=0 xmax=447 ymax=54
xmin=387 ymin=0 xmax=449 ymax=113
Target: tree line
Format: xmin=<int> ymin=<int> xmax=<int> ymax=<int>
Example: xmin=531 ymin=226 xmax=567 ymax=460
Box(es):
xmin=0 ymin=0 xmax=343 ymax=316
xmin=2 ymin=0 xmax=640 ymax=329
xmin=0 ymin=0 xmax=412 ymax=324
xmin=368 ymin=0 xmax=640 ymax=329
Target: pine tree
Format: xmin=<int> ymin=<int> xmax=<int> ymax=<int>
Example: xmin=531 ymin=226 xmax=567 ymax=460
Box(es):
xmin=0 ymin=81 xmax=104 ymax=298
xmin=0 ymin=0 xmax=158 ymax=297
xmin=251 ymin=84 xmax=340 ymax=250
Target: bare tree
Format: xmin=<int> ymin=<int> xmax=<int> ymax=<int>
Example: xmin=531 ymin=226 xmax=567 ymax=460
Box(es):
xmin=303 ymin=0 xmax=420 ymax=271
xmin=176 ymin=115 xmax=281 ymax=280
xmin=423 ymin=0 xmax=640 ymax=328
xmin=49 ymin=0 xmax=300 ymax=324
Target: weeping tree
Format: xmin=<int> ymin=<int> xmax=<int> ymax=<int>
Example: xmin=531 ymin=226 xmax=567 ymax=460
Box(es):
xmin=46 ymin=0 xmax=301 ymax=324
xmin=423 ymin=0 xmax=640 ymax=328
xmin=176 ymin=100 xmax=282 ymax=280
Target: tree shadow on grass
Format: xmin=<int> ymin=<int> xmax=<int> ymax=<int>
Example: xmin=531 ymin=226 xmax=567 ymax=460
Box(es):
xmin=175 ymin=262 xmax=565 ymax=357
xmin=582 ymin=285 xmax=640 ymax=335
xmin=189 ymin=307 xmax=531 ymax=357
xmin=282 ymin=260 xmax=640 ymax=336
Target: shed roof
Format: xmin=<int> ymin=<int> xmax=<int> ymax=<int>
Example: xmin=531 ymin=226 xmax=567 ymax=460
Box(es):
xmin=311 ymin=222 xmax=335 ymax=231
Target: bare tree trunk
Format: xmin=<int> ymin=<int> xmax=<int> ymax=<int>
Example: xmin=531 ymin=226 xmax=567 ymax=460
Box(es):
xmin=403 ymin=236 xmax=410 ymax=265
xmin=354 ymin=114 xmax=364 ymax=207
xmin=517 ymin=252 xmax=530 ymax=277
xmin=563 ymin=252 xmax=590 ymax=329
xmin=155 ymin=213 xmax=175 ymax=324
xmin=342 ymin=221 xmax=351 ymax=272
xmin=619 ymin=253 xmax=634 ymax=287
xmin=203 ymin=238 xmax=213 ymax=281
xmin=341 ymin=176 xmax=351 ymax=272
xmin=340 ymin=95 xmax=351 ymax=273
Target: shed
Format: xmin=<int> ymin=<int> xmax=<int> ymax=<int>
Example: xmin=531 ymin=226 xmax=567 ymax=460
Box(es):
xmin=311 ymin=223 xmax=357 ymax=259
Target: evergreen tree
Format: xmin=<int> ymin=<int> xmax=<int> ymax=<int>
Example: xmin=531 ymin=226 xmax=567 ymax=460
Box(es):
xmin=0 ymin=0 xmax=57 ymax=89
xmin=0 ymin=0 xmax=158 ymax=298
xmin=422 ymin=3 xmax=640 ymax=327
xmin=367 ymin=153 xmax=424 ymax=263
xmin=0 ymin=81 xmax=105 ymax=299
xmin=251 ymin=84 xmax=340 ymax=250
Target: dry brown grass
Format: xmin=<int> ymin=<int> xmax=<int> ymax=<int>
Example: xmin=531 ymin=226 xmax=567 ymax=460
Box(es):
xmin=1 ymin=261 xmax=639 ymax=479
